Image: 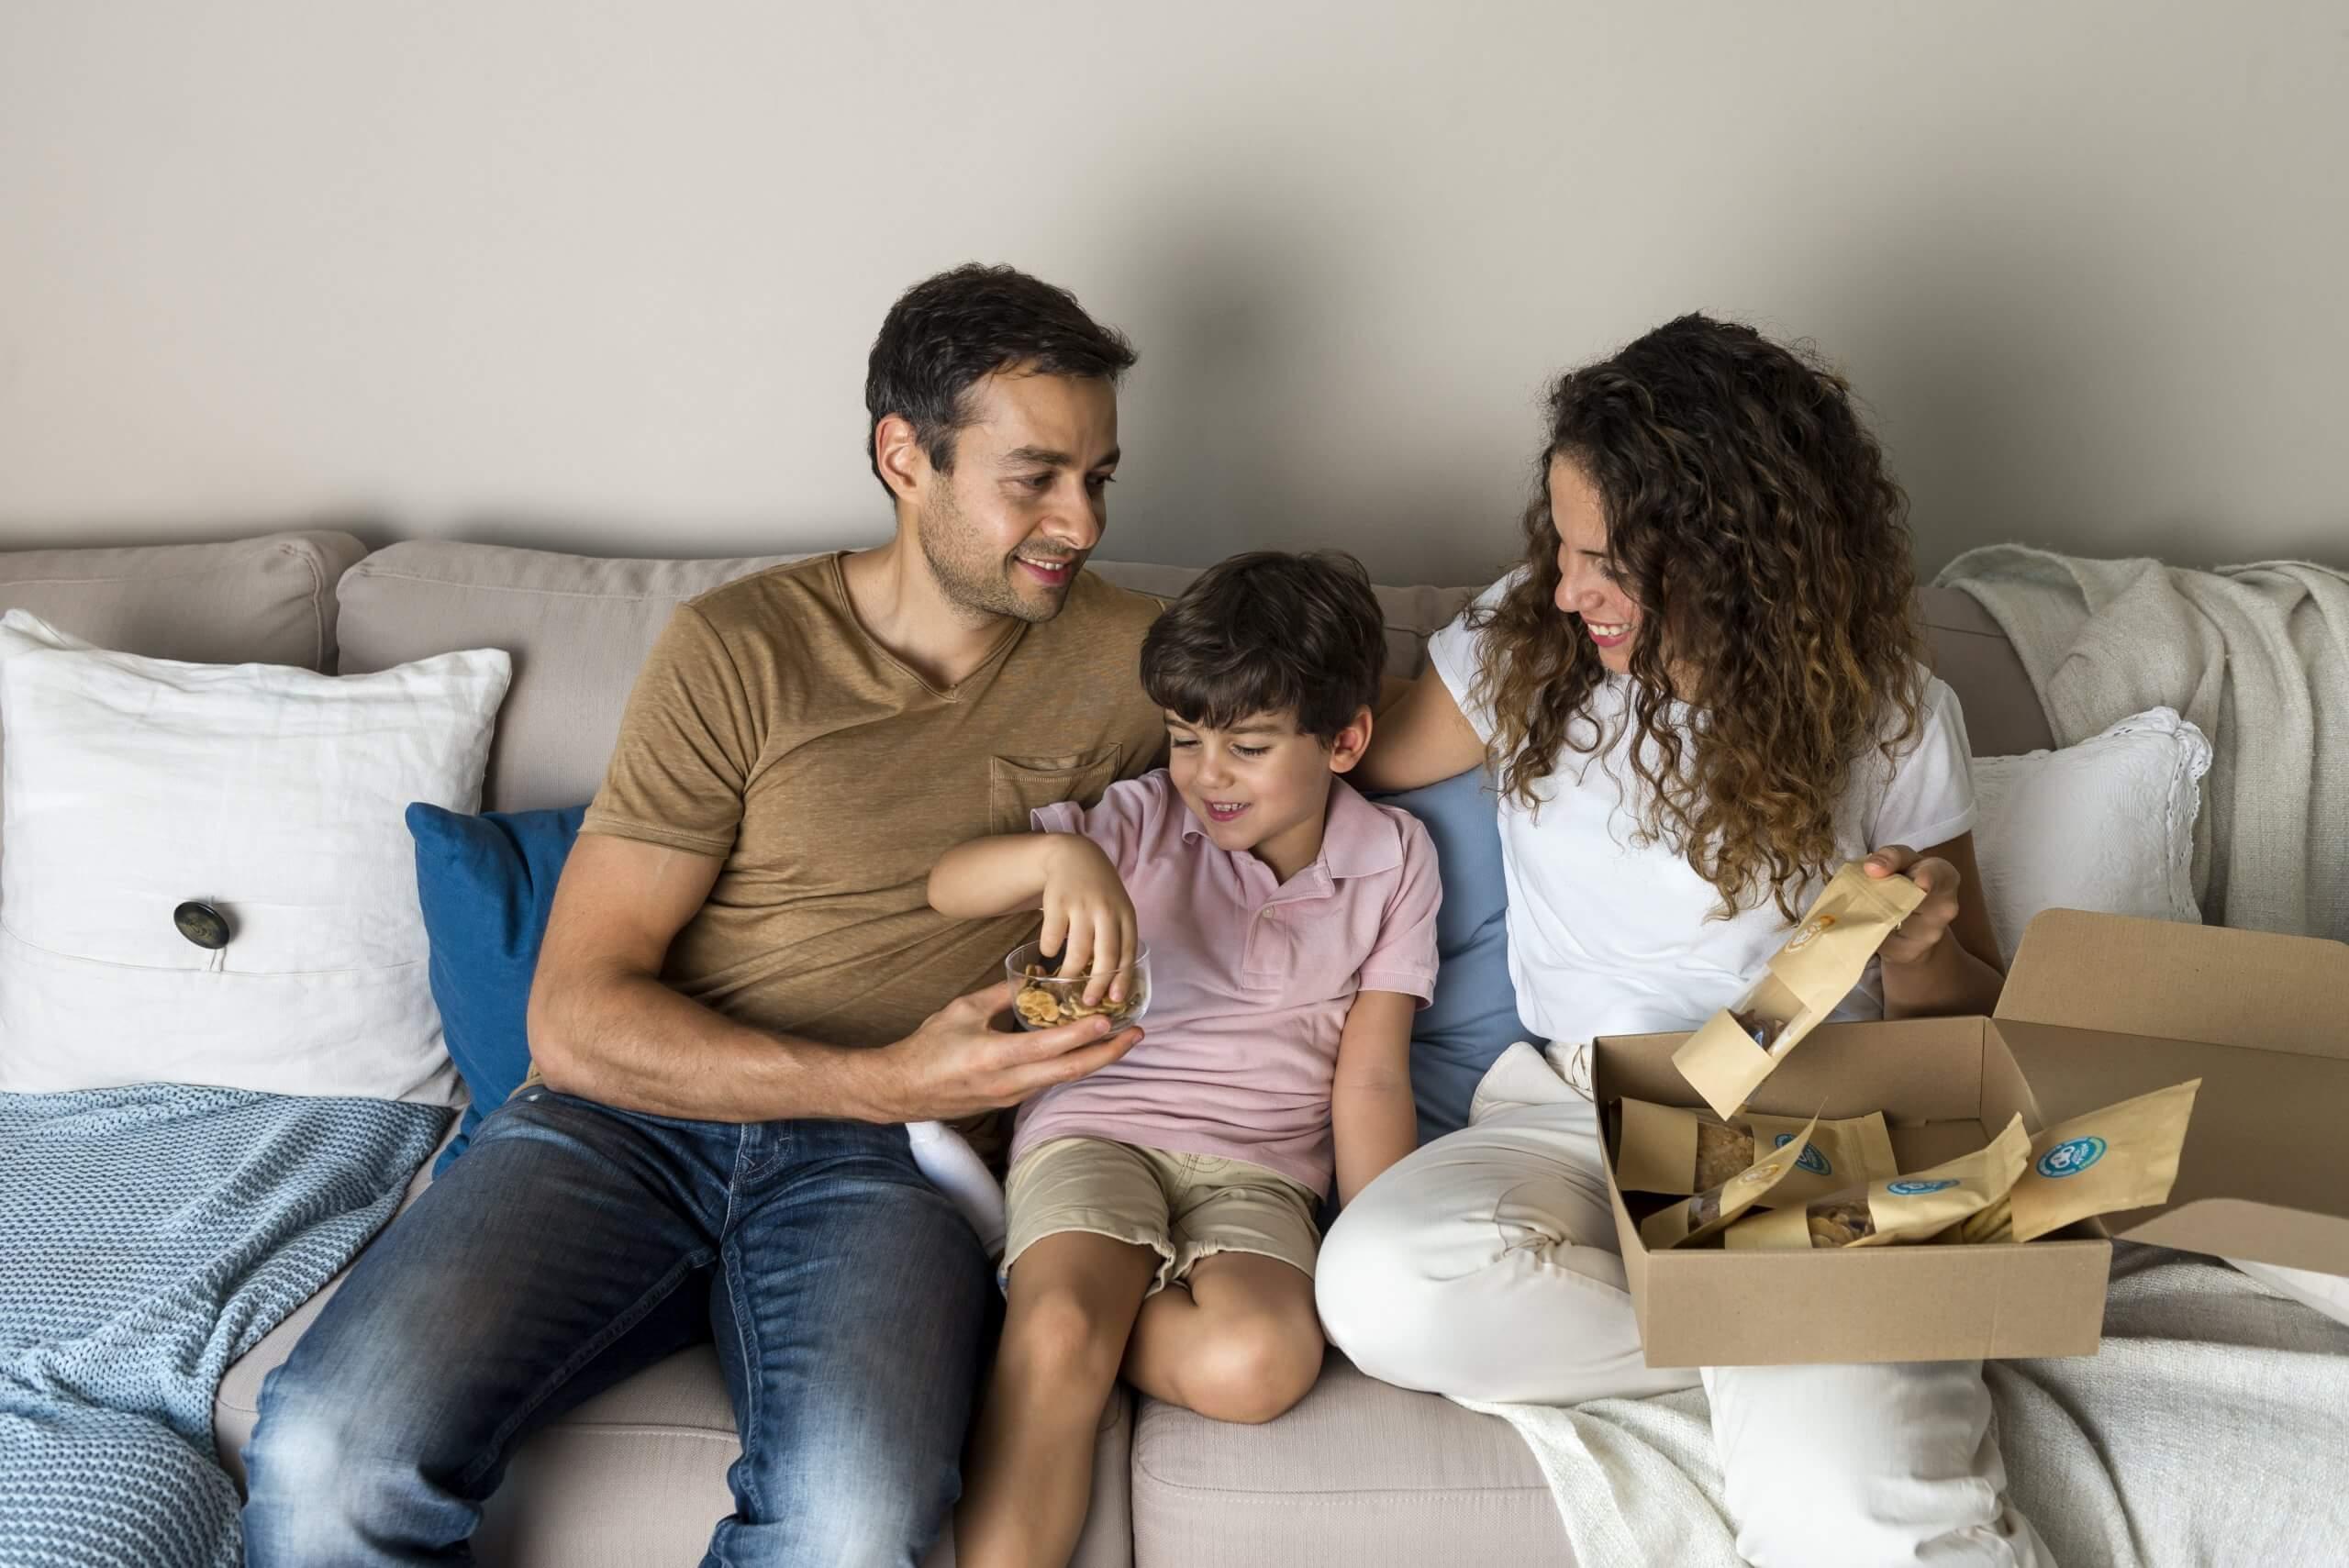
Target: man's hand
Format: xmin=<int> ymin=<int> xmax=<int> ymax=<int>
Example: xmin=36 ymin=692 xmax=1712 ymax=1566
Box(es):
xmin=1039 ymin=837 xmax=1140 ymax=1006
xmin=862 ymin=980 xmax=1143 ymax=1122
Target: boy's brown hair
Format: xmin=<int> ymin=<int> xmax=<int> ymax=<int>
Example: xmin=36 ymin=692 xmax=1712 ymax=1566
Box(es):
xmin=1140 ymin=550 xmax=1386 ymax=743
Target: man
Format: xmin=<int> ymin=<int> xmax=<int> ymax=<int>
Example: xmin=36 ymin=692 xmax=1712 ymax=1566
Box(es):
xmin=241 ymin=264 xmax=1165 ymax=1567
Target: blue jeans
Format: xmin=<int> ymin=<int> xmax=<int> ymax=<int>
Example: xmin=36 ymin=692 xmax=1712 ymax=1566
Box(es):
xmin=240 ymin=1089 xmax=996 ymax=1567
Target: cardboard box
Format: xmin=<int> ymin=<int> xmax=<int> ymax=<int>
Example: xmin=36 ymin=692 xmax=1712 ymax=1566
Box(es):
xmin=1596 ymin=909 xmax=2349 ymax=1367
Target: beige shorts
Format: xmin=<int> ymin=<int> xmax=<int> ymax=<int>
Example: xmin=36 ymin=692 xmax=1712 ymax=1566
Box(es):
xmin=1002 ymin=1136 xmax=1322 ymax=1295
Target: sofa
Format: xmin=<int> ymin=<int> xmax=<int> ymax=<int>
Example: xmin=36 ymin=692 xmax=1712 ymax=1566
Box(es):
xmin=0 ymin=528 xmax=2055 ymax=1566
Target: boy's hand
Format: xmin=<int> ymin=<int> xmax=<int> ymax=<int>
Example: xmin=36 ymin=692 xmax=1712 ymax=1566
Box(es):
xmin=1039 ymin=837 xmax=1140 ymax=1006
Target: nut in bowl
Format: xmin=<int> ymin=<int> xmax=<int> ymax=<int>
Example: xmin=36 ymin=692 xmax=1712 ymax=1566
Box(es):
xmin=1005 ymin=940 xmax=1150 ymax=1032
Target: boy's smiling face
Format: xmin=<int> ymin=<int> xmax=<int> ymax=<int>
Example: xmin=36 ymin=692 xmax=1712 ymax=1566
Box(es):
xmin=1164 ymin=706 xmax=1373 ymax=882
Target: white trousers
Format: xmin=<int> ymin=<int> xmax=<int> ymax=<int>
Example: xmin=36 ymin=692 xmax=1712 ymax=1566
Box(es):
xmin=1315 ymin=1043 xmax=2051 ymax=1568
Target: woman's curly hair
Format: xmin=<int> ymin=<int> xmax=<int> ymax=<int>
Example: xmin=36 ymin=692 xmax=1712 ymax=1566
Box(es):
xmin=1473 ymin=314 xmax=1925 ymax=921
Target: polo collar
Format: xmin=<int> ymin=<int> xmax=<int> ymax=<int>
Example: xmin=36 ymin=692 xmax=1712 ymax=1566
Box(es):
xmin=1176 ymin=775 xmax=1402 ymax=885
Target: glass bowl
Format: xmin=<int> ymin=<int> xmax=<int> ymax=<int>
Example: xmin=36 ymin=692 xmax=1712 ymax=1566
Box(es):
xmin=1004 ymin=940 xmax=1151 ymax=1032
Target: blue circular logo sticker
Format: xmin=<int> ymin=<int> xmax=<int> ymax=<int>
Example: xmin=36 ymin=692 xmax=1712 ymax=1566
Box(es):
xmin=1773 ymin=1132 xmax=1831 ymax=1175
xmin=1887 ymin=1178 xmax=1958 ymax=1196
xmin=2036 ymin=1136 xmax=2108 ymax=1179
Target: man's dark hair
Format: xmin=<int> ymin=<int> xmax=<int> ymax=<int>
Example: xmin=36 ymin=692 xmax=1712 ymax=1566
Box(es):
xmin=864 ymin=263 xmax=1137 ymax=497
xmin=1141 ymin=551 xmax=1388 ymax=744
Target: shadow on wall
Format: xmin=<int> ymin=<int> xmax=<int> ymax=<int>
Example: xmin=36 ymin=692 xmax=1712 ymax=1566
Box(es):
xmin=427 ymin=514 xmax=877 ymax=563
xmin=0 ymin=511 xmax=395 ymax=555
xmin=1098 ymin=168 xmax=1532 ymax=591
xmin=1828 ymin=170 xmax=2347 ymax=576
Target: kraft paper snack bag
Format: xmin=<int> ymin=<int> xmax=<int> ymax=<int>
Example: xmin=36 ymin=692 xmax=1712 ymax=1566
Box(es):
xmin=1726 ymin=1114 xmax=2031 ymax=1250
xmin=1673 ymin=863 xmax=1928 ymax=1119
xmin=1739 ymin=1110 xmax=1899 ymax=1207
xmin=1640 ymin=1112 xmax=1820 ymax=1250
xmin=1613 ymin=1098 xmax=1750 ymax=1195
xmin=1614 ymin=1099 xmax=1898 ymax=1207
xmin=1956 ymin=1079 xmax=2201 ymax=1245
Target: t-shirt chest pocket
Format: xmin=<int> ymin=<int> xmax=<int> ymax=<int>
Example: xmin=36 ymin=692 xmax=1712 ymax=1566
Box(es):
xmin=989 ymin=747 xmax=1124 ymax=834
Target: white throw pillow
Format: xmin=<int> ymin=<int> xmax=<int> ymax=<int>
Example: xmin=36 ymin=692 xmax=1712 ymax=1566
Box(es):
xmin=0 ymin=609 xmax=510 ymax=1101
xmin=1970 ymin=706 xmax=2211 ymax=965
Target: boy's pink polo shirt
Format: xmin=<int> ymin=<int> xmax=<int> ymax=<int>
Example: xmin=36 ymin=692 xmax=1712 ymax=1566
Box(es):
xmin=1013 ymin=769 xmax=1441 ymax=1196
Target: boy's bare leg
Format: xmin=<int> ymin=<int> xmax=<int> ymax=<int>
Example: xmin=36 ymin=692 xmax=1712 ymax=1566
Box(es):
xmin=955 ymin=1231 xmax=1158 ymax=1568
xmin=1122 ymin=1251 xmax=1324 ymax=1424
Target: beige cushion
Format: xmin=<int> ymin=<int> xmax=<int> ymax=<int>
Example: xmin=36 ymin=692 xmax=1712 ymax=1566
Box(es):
xmin=1052 ymin=572 xmax=2049 ymax=762
xmin=334 ymin=543 xmax=2043 ymax=818
xmin=1918 ymin=584 xmax=2053 ymax=758
xmin=0 ymin=531 xmax=364 ymax=671
xmin=335 ymin=545 xmax=1486 ymax=814
xmin=466 ymin=1349 xmax=1134 ymax=1568
xmin=335 ymin=541 xmax=808 ymax=811
xmin=215 ymin=1132 xmax=1134 ymax=1568
xmin=1130 ymin=1357 xmax=1572 ymax=1565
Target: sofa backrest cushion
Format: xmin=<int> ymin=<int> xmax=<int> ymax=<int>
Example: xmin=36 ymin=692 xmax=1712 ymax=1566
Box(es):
xmin=336 ymin=542 xmax=2052 ymax=814
xmin=335 ymin=546 xmax=1485 ymax=813
xmin=1915 ymin=585 xmax=2052 ymax=757
xmin=0 ymin=531 xmax=366 ymax=672
xmin=338 ymin=542 xmax=807 ymax=811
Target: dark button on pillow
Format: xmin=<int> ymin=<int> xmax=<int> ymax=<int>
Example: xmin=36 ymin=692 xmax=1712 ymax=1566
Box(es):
xmin=173 ymin=901 xmax=231 ymax=950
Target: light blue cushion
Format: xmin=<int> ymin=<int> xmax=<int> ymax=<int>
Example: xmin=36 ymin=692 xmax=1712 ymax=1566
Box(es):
xmin=406 ymin=802 xmax=586 ymax=1173
xmin=1371 ymin=768 xmax=1531 ymax=1143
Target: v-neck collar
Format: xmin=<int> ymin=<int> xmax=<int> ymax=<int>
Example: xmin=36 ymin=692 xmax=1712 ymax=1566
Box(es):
xmin=827 ymin=551 xmax=1027 ymax=702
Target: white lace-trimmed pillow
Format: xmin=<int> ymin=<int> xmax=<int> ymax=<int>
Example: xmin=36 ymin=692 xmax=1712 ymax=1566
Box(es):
xmin=1970 ymin=706 xmax=2211 ymax=965
xmin=0 ymin=609 xmax=510 ymax=1101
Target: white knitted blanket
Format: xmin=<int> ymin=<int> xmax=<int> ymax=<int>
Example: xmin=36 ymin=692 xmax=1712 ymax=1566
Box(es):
xmin=1464 ymin=1244 xmax=2349 ymax=1566
xmin=1934 ymin=547 xmax=2349 ymax=941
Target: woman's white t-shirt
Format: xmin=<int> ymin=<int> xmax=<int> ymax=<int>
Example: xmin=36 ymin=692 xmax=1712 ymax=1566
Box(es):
xmin=1426 ymin=573 xmax=1978 ymax=1049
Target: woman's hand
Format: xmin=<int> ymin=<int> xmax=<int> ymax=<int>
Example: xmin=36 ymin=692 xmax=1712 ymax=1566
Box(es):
xmin=1863 ymin=844 xmax=1962 ymax=968
xmin=1040 ymin=836 xmax=1140 ymax=1006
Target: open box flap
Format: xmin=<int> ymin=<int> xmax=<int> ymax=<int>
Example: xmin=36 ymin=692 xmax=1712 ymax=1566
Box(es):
xmin=1997 ymin=909 xmax=2349 ymax=1060
xmin=1993 ymin=912 xmax=2349 ymax=1275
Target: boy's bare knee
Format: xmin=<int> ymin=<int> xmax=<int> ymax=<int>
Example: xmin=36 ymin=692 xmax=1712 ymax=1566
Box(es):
xmin=1001 ymin=1283 xmax=1131 ymax=1400
xmin=1180 ymin=1307 xmax=1325 ymax=1424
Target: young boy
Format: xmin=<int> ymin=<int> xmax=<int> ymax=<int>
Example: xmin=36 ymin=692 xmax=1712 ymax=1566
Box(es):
xmin=930 ymin=550 xmax=1442 ymax=1568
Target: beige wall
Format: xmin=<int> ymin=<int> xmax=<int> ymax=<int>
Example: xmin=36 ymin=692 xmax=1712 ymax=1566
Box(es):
xmin=2 ymin=2 xmax=2342 ymax=582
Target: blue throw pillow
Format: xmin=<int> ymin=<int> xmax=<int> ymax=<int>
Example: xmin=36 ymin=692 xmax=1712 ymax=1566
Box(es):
xmin=1371 ymin=768 xmax=1531 ymax=1143
xmin=406 ymin=802 xmax=586 ymax=1173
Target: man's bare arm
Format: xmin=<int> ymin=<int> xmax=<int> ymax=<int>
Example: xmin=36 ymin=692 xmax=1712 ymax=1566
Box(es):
xmin=527 ymin=833 xmax=1141 ymax=1123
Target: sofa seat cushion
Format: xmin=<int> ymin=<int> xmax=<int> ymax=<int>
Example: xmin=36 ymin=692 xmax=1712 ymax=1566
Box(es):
xmin=221 ymin=1310 xmax=1134 ymax=1568
xmin=1130 ymin=1356 xmax=1572 ymax=1565
xmin=216 ymin=1128 xmax=1135 ymax=1568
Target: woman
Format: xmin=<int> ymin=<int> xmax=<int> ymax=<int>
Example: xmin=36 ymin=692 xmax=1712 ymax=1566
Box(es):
xmin=1316 ymin=315 xmax=2043 ymax=1566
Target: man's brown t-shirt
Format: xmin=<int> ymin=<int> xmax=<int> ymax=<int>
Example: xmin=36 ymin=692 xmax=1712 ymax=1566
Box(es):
xmin=565 ymin=552 xmax=1164 ymax=1055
